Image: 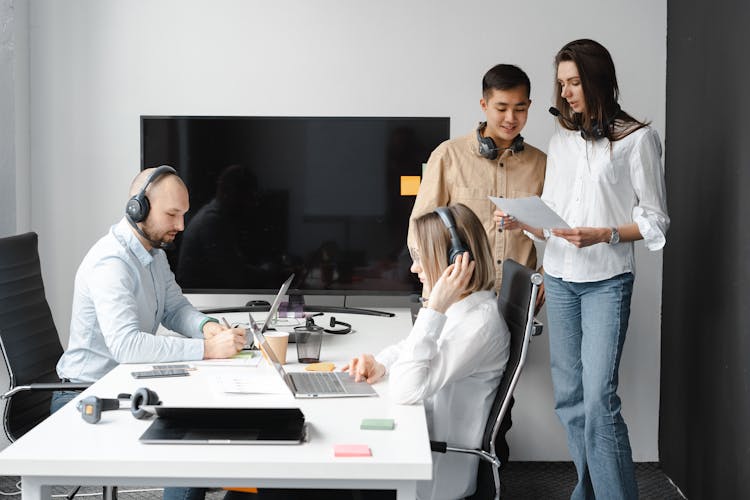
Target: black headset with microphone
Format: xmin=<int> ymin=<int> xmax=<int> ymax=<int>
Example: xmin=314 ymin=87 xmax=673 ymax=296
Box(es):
xmin=433 ymin=207 xmax=472 ymax=265
xmin=476 ymin=122 xmax=524 ymax=160
xmin=125 ymin=165 xmax=177 ymax=248
xmin=548 ymin=105 xmax=621 ymax=140
xmin=324 ymin=317 xmax=352 ymax=335
xmin=293 ymin=316 xmax=352 ymax=335
xmin=77 ymin=387 xmax=161 ymax=424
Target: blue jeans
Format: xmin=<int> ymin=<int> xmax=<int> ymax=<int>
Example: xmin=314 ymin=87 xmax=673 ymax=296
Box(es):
xmin=50 ymin=390 xmax=79 ymax=414
xmin=162 ymin=488 xmax=208 ymax=500
xmin=545 ymin=273 xmax=638 ymax=500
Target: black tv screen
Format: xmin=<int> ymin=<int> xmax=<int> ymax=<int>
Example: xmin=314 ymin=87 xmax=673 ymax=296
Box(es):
xmin=141 ymin=116 xmax=450 ymax=296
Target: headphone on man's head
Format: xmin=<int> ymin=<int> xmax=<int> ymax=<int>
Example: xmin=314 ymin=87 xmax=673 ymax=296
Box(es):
xmin=77 ymin=387 xmax=161 ymax=424
xmin=433 ymin=207 xmax=472 ymax=265
xmin=476 ymin=122 xmax=524 ymax=160
xmin=125 ymin=165 xmax=177 ymax=223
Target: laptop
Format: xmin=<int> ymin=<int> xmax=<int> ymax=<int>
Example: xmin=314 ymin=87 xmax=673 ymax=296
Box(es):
xmin=242 ymin=274 xmax=294 ymax=350
xmin=250 ymin=327 xmax=378 ymax=399
xmin=139 ymin=406 xmax=306 ymax=445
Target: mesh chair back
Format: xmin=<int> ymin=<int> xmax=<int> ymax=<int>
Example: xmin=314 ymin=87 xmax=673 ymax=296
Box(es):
xmin=0 ymin=232 xmax=65 ymax=441
xmin=470 ymin=259 xmax=538 ymax=499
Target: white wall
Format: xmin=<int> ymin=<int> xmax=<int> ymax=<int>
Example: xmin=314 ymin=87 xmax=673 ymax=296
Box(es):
xmin=26 ymin=0 xmax=666 ymax=460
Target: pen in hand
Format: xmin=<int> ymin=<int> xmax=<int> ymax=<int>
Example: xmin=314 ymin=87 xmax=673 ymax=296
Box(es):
xmin=221 ymin=317 xmax=232 ymax=329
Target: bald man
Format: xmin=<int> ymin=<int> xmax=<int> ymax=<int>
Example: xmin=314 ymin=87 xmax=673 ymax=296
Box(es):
xmin=54 ymin=167 xmax=245 ymax=411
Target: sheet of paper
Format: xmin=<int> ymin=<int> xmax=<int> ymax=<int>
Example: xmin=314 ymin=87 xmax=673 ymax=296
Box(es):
xmin=215 ymin=373 xmax=289 ymax=394
xmin=192 ymin=351 xmax=263 ymax=367
xmin=489 ymin=196 xmax=570 ymax=229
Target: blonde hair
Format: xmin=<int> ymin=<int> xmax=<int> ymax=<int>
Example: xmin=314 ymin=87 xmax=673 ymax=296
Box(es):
xmin=412 ymin=204 xmax=495 ymax=293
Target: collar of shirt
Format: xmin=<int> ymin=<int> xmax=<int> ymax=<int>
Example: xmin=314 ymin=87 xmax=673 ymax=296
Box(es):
xmin=113 ymin=218 xmax=155 ymax=267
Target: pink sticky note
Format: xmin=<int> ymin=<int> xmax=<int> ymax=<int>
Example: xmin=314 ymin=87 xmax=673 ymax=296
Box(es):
xmin=334 ymin=444 xmax=372 ymax=457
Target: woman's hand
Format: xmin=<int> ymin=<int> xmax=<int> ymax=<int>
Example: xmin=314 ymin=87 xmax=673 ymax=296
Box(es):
xmin=493 ymin=209 xmax=520 ymax=231
xmin=427 ymin=252 xmax=475 ymax=314
xmin=552 ymin=227 xmax=610 ymax=248
xmin=342 ymin=354 xmax=386 ymax=384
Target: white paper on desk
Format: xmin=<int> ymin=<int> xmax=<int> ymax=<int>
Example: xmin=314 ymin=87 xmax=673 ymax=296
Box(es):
xmin=192 ymin=351 xmax=263 ymax=367
xmin=216 ymin=373 xmax=289 ymax=394
xmin=489 ymin=196 xmax=570 ymax=229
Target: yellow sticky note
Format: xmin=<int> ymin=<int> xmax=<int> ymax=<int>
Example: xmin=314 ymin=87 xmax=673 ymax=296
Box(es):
xmin=400 ymin=176 xmax=421 ymax=196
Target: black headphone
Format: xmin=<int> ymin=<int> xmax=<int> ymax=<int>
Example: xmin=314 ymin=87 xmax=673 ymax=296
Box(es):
xmin=125 ymin=165 xmax=177 ymax=223
xmin=434 ymin=207 xmax=472 ymax=264
xmin=476 ymin=122 xmax=524 ymax=160
xmin=324 ymin=317 xmax=351 ymax=335
xmin=77 ymin=387 xmax=161 ymax=424
xmin=549 ymin=105 xmax=621 ymax=140
xmin=293 ymin=316 xmax=352 ymax=335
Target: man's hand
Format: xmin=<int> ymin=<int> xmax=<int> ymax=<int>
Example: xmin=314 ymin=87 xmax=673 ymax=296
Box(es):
xmin=203 ymin=328 xmax=245 ymax=359
xmin=342 ymin=354 xmax=386 ymax=384
xmin=493 ymin=209 xmax=520 ymax=231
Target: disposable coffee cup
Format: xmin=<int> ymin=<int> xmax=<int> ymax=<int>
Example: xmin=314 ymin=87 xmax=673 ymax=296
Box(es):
xmin=296 ymin=329 xmax=323 ymax=364
xmin=262 ymin=332 xmax=290 ymax=365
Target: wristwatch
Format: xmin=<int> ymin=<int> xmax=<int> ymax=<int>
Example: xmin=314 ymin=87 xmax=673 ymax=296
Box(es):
xmin=609 ymin=227 xmax=620 ymax=245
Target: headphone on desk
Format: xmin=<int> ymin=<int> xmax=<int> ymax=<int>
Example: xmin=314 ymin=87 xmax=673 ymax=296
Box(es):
xmin=324 ymin=317 xmax=352 ymax=335
xmin=433 ymin=207 xmax=472 ymax=265
xmin=77 ymin=387 xmax=161 ymax=424
xmin=292 ymin=316 xmax=352 ymax=335
xmin=476 ymin=122 xmax=524 ymax=160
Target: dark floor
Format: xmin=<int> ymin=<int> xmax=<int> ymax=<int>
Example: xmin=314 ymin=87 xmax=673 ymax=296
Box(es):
xmin=0 ymin=462 xmax=685 ymax=499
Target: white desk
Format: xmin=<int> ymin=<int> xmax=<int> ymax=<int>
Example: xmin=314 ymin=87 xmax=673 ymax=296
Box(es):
xmin=0 ymin=309 xmax=431 ymax=500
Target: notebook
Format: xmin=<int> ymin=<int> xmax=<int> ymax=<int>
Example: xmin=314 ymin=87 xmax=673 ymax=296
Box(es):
xmin=138 ymin=406 xmax=306 ymax=445
xmin=250 ymin=327 xmax=378 ymax=399
xmin=242 ymin=274 xmax=294 ymax=350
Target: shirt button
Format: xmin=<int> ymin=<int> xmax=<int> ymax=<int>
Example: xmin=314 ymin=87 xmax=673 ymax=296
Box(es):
xmin=496 ymin=259 xmax=502 ymax=265
xmin=499 ymin=163 xmax=504 ymax=167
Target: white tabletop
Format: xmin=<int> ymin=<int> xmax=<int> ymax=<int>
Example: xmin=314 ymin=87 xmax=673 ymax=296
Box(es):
xmin=0 ymin=308 xmax=431 ymax=500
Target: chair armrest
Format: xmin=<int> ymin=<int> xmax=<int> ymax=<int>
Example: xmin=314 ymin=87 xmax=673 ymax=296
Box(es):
xmin=532 ymin=319 xmax=544 ymax=336
xmin=430 ymin=440 xmax=447 ymax=453
xmin=2 ymin=382 xmax=91 ymax=399
xmin=429 ymin=440 xmax=501 ymax=467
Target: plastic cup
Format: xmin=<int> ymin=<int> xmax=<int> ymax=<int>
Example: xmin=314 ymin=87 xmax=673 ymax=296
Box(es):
xmin=296 ymin=329 xmax=323 ymax=364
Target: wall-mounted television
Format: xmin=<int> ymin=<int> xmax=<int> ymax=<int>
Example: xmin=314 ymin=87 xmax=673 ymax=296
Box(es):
xmin=141 ymin=116 xmax=450 ymax=299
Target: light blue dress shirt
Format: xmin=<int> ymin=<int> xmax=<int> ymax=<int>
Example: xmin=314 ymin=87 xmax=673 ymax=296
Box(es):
xmin=57 ymin=218 xmax=207 ymax=383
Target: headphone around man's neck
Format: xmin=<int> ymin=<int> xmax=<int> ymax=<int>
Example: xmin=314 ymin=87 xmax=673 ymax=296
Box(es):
xmin=476 ymin=122 xmax=525 ymax=160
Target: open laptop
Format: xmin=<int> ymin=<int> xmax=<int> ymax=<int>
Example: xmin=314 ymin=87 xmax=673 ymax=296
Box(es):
xmin=250 ymin=326 xmax=378 ymax=399
xmin=242 ymin=274 xmax=294 ymax=349
xmin=139 ymin=406 xmax=306 ymax=445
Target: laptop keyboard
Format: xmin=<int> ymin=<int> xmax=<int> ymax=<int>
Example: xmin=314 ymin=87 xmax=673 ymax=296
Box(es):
xmin=290 ymin=372 xmax=346 ymax=394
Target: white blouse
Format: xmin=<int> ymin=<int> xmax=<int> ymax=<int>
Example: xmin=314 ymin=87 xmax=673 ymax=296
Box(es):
xmin=540 ymin=126 xmax=669 ymax=282
xmin=375 ymin=290 xmax=509 ymax=500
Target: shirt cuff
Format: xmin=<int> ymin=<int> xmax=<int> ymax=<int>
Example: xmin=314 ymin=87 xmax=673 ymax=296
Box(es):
xmin=199 ymin=317 xmax=219 ymax=334
xmin=633 ymin=207 xmax=667 ymax=251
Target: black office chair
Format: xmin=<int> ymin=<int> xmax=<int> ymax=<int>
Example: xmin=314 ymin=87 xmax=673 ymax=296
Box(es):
xmin=430 ymin=258 xmax=543 ymax=500
xmin=0 ymin=232 xmax=90 ymax=441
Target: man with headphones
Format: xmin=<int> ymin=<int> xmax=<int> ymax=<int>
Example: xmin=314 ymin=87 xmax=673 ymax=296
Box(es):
xmin=407 ymin=64 xmax=546 ymax=469
xmin=54 ymin=166 xmax=246 ymax=412
xmin=408 ymin=64 xmax=546 ymax=297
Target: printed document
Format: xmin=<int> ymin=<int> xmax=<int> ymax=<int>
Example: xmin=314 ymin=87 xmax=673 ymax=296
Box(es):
xmin=489 ymin=196 xmax=570 ymax=229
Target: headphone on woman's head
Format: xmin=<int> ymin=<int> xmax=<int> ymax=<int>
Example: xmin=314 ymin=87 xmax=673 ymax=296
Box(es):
xmin=433 ymin=207 xmax=472 ymax=264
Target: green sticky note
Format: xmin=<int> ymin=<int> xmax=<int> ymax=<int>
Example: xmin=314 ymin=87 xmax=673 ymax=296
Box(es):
xmin=360 ymin=418 xmax=395 ymax=430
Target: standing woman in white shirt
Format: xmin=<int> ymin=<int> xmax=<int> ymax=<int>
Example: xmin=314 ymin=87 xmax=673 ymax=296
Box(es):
xmin=508 ymin=39 xmax=669 ymax=499
xmin=345 ymin=203 xmax=510 ymax=500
